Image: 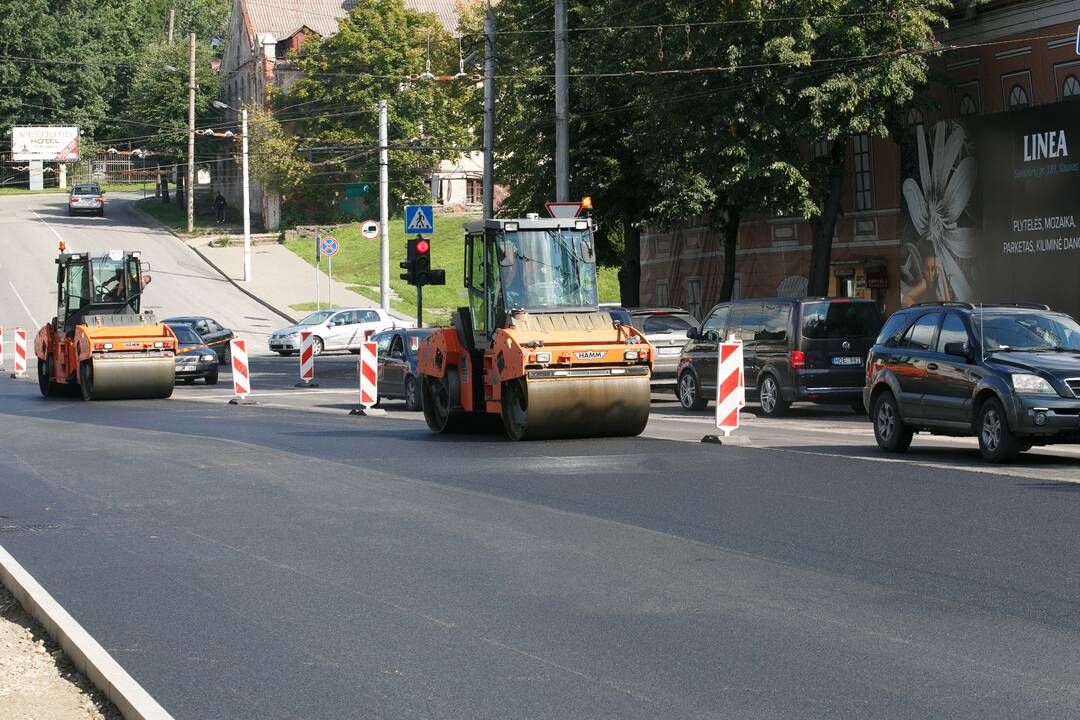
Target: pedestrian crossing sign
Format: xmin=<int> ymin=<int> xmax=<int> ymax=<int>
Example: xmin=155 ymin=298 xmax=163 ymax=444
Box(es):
xmin=404 ymin=205 xmax=434 ymax=234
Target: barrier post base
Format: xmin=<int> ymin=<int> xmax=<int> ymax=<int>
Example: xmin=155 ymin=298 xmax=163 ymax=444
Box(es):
xmin=228 ymin=397 xmax=259 ymax=405
xmin=294 ymin=380 xmax=320 ymax=388
xmin=349 ymin=407 xmax=386 ymax=417
xmin=9 ymin=372 xmax=28 ymax=380
xmin=701 ymin=433 xmax=751 ymax=446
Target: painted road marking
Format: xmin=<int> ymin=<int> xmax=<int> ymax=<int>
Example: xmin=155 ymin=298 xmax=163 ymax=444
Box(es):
xmin=8 ymin=282 xmax=39 ymax=329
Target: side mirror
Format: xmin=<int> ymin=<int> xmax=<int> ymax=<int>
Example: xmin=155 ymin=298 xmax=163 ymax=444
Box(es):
xmin=686 ymin=328 xmax=699 ymax=340
xmin=944 ymin=341 xmax=971 ymax=359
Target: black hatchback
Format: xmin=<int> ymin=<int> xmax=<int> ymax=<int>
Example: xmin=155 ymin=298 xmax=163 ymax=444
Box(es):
xmin=864 ymin=302 xmax=1080 ymax=462
xmin=677 ymin=297 xmax=883 ymax=416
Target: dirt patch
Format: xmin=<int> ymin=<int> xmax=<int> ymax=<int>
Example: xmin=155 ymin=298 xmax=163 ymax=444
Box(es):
xmin=0 ymin=584 xmax=122 ymax=720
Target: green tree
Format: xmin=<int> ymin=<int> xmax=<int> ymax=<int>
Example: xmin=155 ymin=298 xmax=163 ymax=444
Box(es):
xmin=275 ymin=0 xmax=475 ymax=222
xmin=120 ymin=40 xmax=222 ymax=161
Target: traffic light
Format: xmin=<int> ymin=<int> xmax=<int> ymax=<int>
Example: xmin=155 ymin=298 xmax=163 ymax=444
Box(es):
xmin=401 ymin=237 xmax=446 ymax=287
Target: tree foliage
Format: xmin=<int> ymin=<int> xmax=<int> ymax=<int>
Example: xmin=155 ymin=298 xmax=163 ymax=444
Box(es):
xmin=272 ymin=0 xmax=475 ymax=223
xmin=483 ymin=0 xmax=951 ymax=303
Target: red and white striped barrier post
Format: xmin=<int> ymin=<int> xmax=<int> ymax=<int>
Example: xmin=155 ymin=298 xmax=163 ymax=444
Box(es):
xmin=10 ymin=328 xmax=27 ymax=379
xmin=227 ymin=338 xmax=256 ymax=405
xmin=702 ymin=339 xmax=746 ymax=444
xmin=295 ymin=330 xmax=319 ymax=388
xmin=350 ymin=341 xmax=384 ymax=416
xmin=0 ymin=326 xmax=5 ymax=371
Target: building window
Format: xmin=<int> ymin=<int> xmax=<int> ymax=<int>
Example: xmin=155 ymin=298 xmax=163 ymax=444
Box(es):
xmin=958 ymin=94 xmax=977 ymax=116
xmin=466 ymin=178 xmax=482 ymax=205
xmin=905 ymin=107 xmax=924 ymax=127
xmin=686 ymin=277 xmax=703 ymax=320
xmin=1007 ymin=83 xmax=1029 ymax=109
xmin=853 ymin=134 xmax=872 ymax=211
xmin=1064 ymin=75 xmax=1080 ymax=99
xmin=655 ymin=280 xmax=669 ymax=306
xmin=810 ymin=140 xmax=831 ymax=159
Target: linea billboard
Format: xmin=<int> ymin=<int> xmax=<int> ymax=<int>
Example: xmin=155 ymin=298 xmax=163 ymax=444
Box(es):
xmin=11 ymin=126 xmax=80 ymax=161
xmin=899 ymin=103 xmax=1080 ymax=320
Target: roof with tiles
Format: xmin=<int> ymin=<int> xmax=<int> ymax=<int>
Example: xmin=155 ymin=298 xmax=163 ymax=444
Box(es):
xmin=239 ymin=0 xmax=459 ymax=41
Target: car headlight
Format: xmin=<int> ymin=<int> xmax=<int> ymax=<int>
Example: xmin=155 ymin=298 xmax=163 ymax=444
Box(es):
xmin=200 ymin=354 xmax=216 ymax=362
xmin=1011 ymin=373 xmax=1057 ymax=395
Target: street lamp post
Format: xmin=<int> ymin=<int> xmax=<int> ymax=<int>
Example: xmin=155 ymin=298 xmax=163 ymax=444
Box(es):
xmin=212 ymin=100 xmax=252 ymax=282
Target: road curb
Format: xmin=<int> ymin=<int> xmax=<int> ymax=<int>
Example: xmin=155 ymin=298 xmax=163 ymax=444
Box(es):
xmin=0 ymin=544 xmax=174 ymax=720
xmin=128 ymin=200 xmax=296 ymax=325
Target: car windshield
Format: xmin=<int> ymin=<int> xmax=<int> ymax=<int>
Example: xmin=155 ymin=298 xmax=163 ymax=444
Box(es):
xmin=801 ymin=301 xmax=883 ymax=339
xmin=497 ymin=228 xmax=598 ymax=309
xmin=640 ymin=314 xmax=693 ymax=334
xmin=974 ymin=312 xmax=1080 ymax=352
xmin=169 ymin=325 xmax=202 ymax=345
xmin=299 ymin=310 xmax=336 ymax=325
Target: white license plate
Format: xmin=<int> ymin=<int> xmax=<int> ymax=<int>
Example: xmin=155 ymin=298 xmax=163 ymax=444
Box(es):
xmin=658 ymin=346 xmax=682 ymax=356
xmin=831 ymin=356 xmax=863 ymax=366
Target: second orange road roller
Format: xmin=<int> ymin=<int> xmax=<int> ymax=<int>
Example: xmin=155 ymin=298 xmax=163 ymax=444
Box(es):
xmin=416 ymin=216 xmax=653 ymax=440
xmin=35 ymin=249 xmax=177 ymax=400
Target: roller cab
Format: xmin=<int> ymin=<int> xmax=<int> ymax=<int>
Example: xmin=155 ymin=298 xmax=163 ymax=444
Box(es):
xmin=417 ymin=217 xmax=653 ymax=440
xmin=35 ymin=250 xmax=176 ymax=400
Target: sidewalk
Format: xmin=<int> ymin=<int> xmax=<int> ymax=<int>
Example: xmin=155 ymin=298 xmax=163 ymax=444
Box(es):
xmin=184 ymin=235 xmax=411 ymax=323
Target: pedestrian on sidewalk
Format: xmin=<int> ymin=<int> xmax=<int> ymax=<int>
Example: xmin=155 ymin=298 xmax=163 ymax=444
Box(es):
xmin=214 ymin=192 xmax=227 ymax=225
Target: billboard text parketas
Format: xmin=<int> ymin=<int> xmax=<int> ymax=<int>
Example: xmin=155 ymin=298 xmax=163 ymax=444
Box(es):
xmin=900 ymin=103 xmax=1080 ymax=320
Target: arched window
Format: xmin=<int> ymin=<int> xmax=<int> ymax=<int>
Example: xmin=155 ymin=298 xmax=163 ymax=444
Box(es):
xmin=958 ymin=94 xmax=977 ymax=116
xmin=1008 ymin=84 xmax=1029 ymax=109
xmin=905 ymin=107 xmax=924 ymax=127
xmin=1063 ymin=74 xmax=1080 ymax=99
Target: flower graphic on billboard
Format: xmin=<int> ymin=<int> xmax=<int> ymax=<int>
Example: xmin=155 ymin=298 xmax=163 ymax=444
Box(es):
xmin=901 ymin=121 xmax=978 ymax=305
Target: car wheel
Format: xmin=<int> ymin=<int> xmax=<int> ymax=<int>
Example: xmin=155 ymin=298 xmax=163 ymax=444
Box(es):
xmin=311 ymin=336 xmax=324 ymax=356
xmin=678 ymin=372 xmax=708 ymax=411
xmin=205 ymin=369 xmax=219 ymax=385
xmin=977 ymin=397 xmax=1019 ymax=463
xmin=872 ymin=391 xmax=913 ymax=453
xmin=757 ymin=375 xmax=789 ymax=417
xmin=404 ymin=375 xmax=421 ymax=411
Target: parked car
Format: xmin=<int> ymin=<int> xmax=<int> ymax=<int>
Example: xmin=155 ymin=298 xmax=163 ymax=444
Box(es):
xmin=369 ymin=328 xmax=436 ymax=410
xmin=864 ymin=302 xmax=1080 ymax=463
xmin=629 ymin=307 xmax=696 ymax=388
xmin=167 ymin=323 xmax=219 ymax=385
xmin=163 ymin=316 xmax=234 ymax=363
xmin=677 ymin=297 xmax=884 ymax=415
xmin=269 ymin=308 xmax=408 ymax=356
xmin=69 ymin=184 xmax=105 ymax=216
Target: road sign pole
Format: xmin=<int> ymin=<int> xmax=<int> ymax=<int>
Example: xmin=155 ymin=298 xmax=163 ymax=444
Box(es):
xmin=328 ymin=252 xmax=333 ymax=307
xmin=417 ymin=277 xmax=423 ymax=329
xmin=315 ymin=232 xmax=321 ymax=311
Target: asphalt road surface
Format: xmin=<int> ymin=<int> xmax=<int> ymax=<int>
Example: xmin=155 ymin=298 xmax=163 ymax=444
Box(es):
xmin=2 ymin=194 xmax=1080 ymax=719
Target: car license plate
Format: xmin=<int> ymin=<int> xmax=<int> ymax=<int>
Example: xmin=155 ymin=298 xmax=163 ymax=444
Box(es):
xmin=658 ymin=346 xmax=682 ymax=356
xmin=831 ymin=356 xmax=863 ymax=366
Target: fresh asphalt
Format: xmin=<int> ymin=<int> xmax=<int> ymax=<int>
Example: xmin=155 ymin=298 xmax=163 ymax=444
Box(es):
xmin=2 ymin=194 xmax=1080 ymax=718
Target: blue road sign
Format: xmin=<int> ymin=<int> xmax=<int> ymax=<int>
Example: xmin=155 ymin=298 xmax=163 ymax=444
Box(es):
xmin=1076 ymin=25 xmax=1080 ymax=55
xmin=320 ymin=235 xmax=339 ymax=256
xmin=404 ymin=205 xmax=434 ymax=234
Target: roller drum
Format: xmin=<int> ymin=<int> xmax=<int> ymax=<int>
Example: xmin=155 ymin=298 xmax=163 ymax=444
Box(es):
xmin=81 ymin=356 xmax=175 ymax=400
xmin=502 ymin=373 xmax=651 ymax=440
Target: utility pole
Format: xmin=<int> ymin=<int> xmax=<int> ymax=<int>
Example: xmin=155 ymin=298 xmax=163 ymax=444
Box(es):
xmin=167 ymin=9 xmax=175 ymax=45
xmin=554 ymin=0 xmax=569 ymax=202
xmin=379 ymin=99 xmax=390 ymax=312
xmin=241 ymin=107 xmax=252 ymax=282
xmin=483 ymin=4 xmax=495 ymax=219
xmin=186 ymin=32 xmax=195 ymax=234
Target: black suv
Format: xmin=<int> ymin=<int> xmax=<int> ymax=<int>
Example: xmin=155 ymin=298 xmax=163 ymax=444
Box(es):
xmin=864 ymin=302 xmax=1080 ymax=462
xmin=678 ymin=298 xmax=883 ymax=416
